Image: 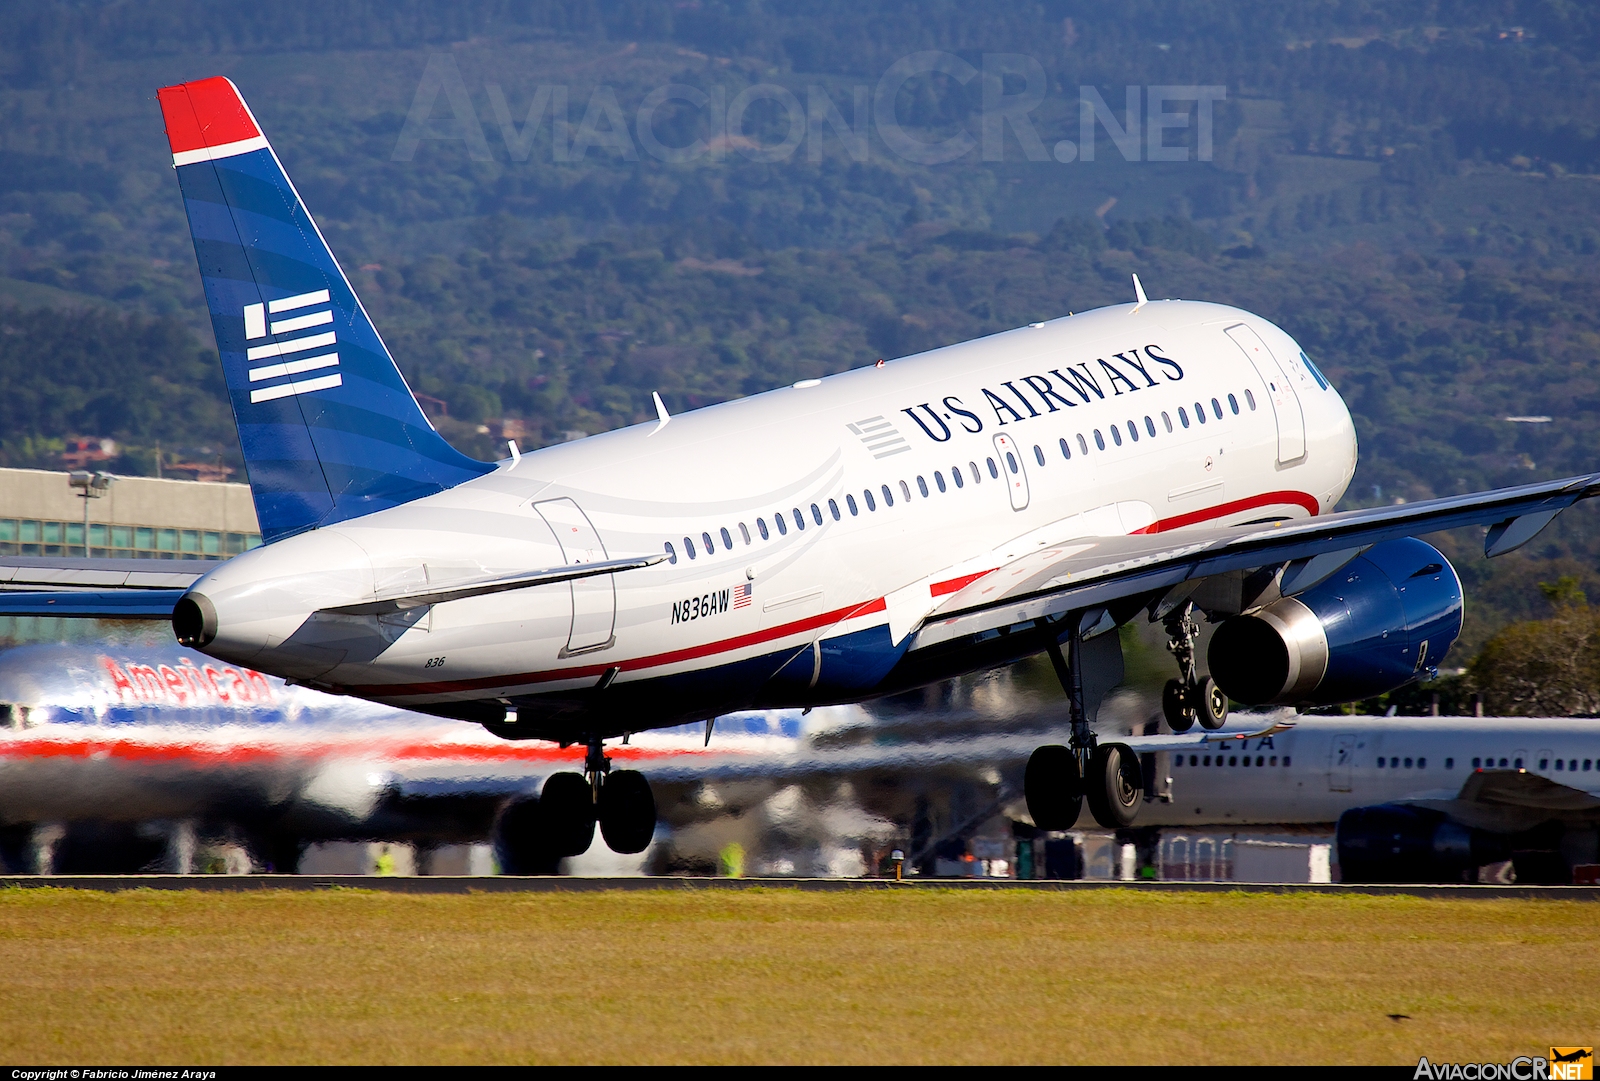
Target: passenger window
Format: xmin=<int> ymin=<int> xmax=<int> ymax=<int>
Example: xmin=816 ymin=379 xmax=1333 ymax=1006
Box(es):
xmin=1228 ymin=393 xmax=1239 ymax=415
xmin=1283 ymin=756 xmax=1290 ymax=766
xmin=1211 ymin=398 xmax=1223 ymax=419
xmin=986 ymin=458 xmax=999 ymax=479
xmin=665 ymin=541 xmax=678 ymax=565
xmin=1499 ymin=758 xmax=1508 ymax=767
xmin=1178 ymin=406 xmax=1190 ymax=428
xmin=757 ymin=518 xmax=769 ymax=540
xmin=1094 ymin=429 xmax=1105 ymax=450
xmin=864 ymin=489 xmax=876 ymax=511
xmin=899 ymin=480 xmax=911 ymax=501
xmin=1005 ymin=452 xmax=1018 ymax=473
xmin=846 ymin=494 xmax=859 ymax=516
xmin=1126 ymin=421 xmax=1138 ymax=443
xmin=969 ymin=462 xmax=981 ymax=484
xmin=1472 ymin=757 xmax=1480 ymax=768
xmin=881 ymin=484 xmax=894 ymax=507
xmin=951 ymin=468 xmax=964 ymax=489
xmin=1059 ymin=438 xmax=1071 ymax=461
xmin=793 ymin=507 xmax=806 ymax=530
xmin=703 ymin=531 xmax=715 ymax=553
xmin=1445 ymin=758 xmax=1453 ymax=769
xmin=1246 ymin=389 xmax=1257 ymax=410
xmin=1076 ymin=434 xmax=1089 ymax=455
xmin=811 ymin=503 xmax=823 ymax=525
xmin=1514 ymin=757 xmax=1522 ymax=768
xmin=684 ymin=536 xmax=697 ymax=558
xmin=1555 ymin=759 xmax=1564 ymax=771
xmin=1111 ymin=426 xmax=1122 ymax=447
xmin=1033 ymin=444 xmax=1045 ymax=466
xmin=1162 ymin=412 xmax=1173 ymax=433
xmin=828 ymin=498 xmax=841 ymax=521
xmin=1269 ymin=755 xmax=1277 ymax=766
xmin=1145 ymin=416 xmax=1156 ymax=437
xmin=721 ymin=527 xmax=733 ymax=548
xmin=1404 ymin=757 xmax=1413 ymax=768
xmin=1195 ymin=402 xmax=1207 ymax=424
xmin=775 ymin=513 xmax=788 ymax=536
xmin=739 ymin=523 xmax=751 ymax=544
xmin=934 ymin=471 xmax=946 ymax=492
xmin=917 ymin=476 xmax=929 ymax=497
xmin=1541 ymin=758 xmax=1550 ymax=770
xmin=1228 ymin=756 xmax=1237 ymax=766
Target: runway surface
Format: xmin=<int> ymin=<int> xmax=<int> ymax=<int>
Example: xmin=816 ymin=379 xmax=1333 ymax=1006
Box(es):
xmin=1 ymin=875 xmax=1596 ymax=899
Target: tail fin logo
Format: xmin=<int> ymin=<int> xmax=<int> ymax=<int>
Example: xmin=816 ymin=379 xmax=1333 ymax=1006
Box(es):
xmin=241 ymin=289 xmax=343 ymax=404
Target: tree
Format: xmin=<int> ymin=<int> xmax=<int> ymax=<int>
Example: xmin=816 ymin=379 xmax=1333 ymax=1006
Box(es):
xmin=1468 ymin=578 xmax=1600 ymax=716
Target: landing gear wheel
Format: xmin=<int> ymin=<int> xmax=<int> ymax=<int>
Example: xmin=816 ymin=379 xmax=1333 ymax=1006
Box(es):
xmin=1024 ymin=745 xmax=1082 ymax=830
xmin=1085 ymin=743 xmax=1144 ymax=829
xmin=597 ymin=769 xmax=657 ymax=854
xmin=1192 ymin=676 xmax=1229 ymax=730
xmin=1162 ymin=679 xmax=1195 ymax=733
xmin=540 ymin=771 xmax=596 ymax=857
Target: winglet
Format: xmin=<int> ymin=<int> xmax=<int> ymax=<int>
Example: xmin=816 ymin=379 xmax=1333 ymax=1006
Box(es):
xmin=1131 ymin=273 xmax=1149 ymax=311
xmin=651 ymin=391 xmax=672 ymax=436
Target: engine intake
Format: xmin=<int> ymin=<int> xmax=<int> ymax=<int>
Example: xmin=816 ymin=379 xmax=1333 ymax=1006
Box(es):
xmin=1337 ymin=804 xmax=1503 ymax=883
xmin=1208 ymin=537 xmax=1461 ymax=706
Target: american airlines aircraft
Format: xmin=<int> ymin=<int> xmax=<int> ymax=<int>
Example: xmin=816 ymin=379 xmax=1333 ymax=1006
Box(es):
xmin=5 ymin=76 xmax=1600 ymax=868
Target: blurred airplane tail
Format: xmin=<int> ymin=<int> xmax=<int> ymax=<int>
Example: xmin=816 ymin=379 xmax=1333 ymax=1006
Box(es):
xmin=156 ymin=77 xmax=491 ymax=543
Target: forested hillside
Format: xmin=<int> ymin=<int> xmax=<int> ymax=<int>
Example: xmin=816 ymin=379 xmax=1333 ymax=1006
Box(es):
xmin=3 ymin=0 xmax=1600 ymax=655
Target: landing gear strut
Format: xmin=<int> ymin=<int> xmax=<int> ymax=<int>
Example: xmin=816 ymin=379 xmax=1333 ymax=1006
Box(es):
xmin=587 ymin=735 xmax=657 ymax=855
xmin=1163 ymin=603 xmax=1227 ymax=732
xmin=537 ymin=735 xmax=658 ymax=859
xmin=1024 ymin=626 xmax=1144 ymax=831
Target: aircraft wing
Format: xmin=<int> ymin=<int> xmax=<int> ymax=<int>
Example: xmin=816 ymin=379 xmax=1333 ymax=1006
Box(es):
xmin=913 ymin=472 xmax=1600 ymax=648
xmin=1404 ymin=768 xmax=1600 ymax=833
xmin=0 ymin=556 xmax=217 ymax=591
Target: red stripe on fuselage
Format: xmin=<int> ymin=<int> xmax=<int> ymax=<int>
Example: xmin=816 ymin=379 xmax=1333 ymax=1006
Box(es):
xmin=342 ymin=595 xmax=890 ymax=698
xmin=1134 ymin=490 xmax=1319 ymax=534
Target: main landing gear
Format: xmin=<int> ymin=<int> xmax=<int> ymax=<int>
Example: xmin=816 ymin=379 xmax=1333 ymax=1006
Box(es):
xmin=1161 ymin=603 xmax=1227 ymax=733
xmin=1025 ymin=630 xmax=1145 ymax=831
xmin=502 ymin=736 xmax=658 ymax=871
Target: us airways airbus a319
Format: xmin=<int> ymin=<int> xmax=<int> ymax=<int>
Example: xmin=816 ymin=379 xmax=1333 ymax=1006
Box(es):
xmin=8 ymin=76 xmax=1599 ymax=863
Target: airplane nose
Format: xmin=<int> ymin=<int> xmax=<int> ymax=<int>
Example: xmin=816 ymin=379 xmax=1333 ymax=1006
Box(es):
xmin=172 ymin=591 xmax=217 ymax=648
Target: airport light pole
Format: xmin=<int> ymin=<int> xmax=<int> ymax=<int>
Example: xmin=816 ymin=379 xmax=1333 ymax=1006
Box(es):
xmin=68 ymin=471 xmax=112 ymax=557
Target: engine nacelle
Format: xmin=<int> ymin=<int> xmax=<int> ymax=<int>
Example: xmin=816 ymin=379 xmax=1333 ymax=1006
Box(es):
xmin=1336 ymin=804 xmax=1504 ymax=883
xmin=1207 ymin=537 xmax=1462 ymax=706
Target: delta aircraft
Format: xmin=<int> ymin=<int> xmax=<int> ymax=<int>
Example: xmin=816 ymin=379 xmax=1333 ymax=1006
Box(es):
xmin=6 ymin=76 xmax=1600 ymax=866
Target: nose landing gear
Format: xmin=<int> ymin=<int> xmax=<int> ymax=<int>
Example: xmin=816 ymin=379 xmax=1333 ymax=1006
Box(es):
xmin=1162 ymin=603 xmax=1227 ymax=732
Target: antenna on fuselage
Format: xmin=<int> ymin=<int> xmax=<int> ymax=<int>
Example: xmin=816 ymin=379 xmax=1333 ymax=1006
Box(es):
xmin=651 ymin=391 xmax=672 ymax=436
xmin=1131 ymin=273 xmax=1149 ymax=312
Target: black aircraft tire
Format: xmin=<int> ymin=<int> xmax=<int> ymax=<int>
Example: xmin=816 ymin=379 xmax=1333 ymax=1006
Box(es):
xmin=1163 ymin=679 xmax=1195 ymax=733
xmin=541 ymin=771 xmax=597 ymax=857
xmin=493 ymin=798 xmax=562 ymax=875
xmin=1024 ymin=744 xmax=1082 ymax=831
xmin=1193 ymin=677 xmax=1229 ymax=730
xmin=598 ymin=769 xmax=658 ymax=854
xmin=1085 ymin=743 xmax=1144 ymax=829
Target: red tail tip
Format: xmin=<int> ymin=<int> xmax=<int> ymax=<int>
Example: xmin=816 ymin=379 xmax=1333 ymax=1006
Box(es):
xmin=157 ymin=77 xmax=260 ymax=157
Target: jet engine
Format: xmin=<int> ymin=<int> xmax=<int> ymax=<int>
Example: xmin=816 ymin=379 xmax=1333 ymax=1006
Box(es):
xmin=1336 ymin=804 xmax=1504 ymax=883
xmin=1207 ymin=537 xmax=1462 ymax=707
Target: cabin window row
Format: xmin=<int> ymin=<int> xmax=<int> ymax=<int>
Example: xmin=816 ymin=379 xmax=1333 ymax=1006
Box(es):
xmin=1052 ymin=391 xmax=1254 ymax=463
xmin=1174 ymin=753 xmax=1290 ymax=768
xmin=1537 ymin=757 xmax=1592 ymax=771
xmin=662 ymin=454 xmax=1008 ymax=564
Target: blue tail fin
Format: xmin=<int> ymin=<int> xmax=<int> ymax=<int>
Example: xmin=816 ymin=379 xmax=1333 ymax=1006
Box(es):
xmin=157 ymin=77 xmax=492 ymax=542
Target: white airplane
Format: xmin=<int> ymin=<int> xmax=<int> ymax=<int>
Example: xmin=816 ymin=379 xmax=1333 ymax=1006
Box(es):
xmin=6 ymin=75 xmax=1600 ymax=865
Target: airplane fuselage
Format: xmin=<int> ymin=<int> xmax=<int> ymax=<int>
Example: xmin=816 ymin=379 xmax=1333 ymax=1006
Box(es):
xmin=188 ymin=300 xmax=1357 ymax=738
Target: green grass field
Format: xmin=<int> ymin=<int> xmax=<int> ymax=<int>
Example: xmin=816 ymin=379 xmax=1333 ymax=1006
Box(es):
xmin=0 ymin=887 xmax=1592 ymax=1065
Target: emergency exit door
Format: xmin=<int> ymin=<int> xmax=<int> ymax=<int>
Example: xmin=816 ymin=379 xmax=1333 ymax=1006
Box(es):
xmin=992 ymin=432 xmax=1030 ymax=510
xmin=534 ymin=497 xmax=615 ymax=655
xmin=1226 ymin=324 xmax=1306 ymax=465
xmin=1329 ymin=735 xmax=1355 ymax=792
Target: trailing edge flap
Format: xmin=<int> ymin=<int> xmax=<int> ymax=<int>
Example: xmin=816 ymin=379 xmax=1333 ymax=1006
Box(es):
xmin=0 ymin=557 xmax=218 ymax=590
xmin=909 ymin=471 xmax=1600 ymax=650
xmin=322 ymin=553 xmax=664 ymax=615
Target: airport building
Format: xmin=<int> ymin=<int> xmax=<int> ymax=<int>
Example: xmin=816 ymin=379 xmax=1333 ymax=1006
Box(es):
xmin=0 ymin=467 xmax=261 ymax=559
